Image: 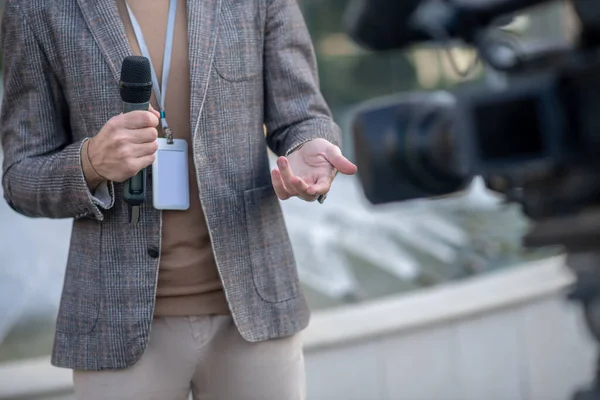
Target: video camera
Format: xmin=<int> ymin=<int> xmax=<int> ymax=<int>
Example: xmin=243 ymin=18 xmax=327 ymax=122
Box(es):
xmin=345 ymin=1 xmax=600 ymax=398
xmin=347 ymin=0 xmax=600 ymax=245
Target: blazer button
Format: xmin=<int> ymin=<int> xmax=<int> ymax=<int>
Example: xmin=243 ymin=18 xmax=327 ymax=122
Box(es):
xmin=147 ymin=246 xmax=160 ymax=259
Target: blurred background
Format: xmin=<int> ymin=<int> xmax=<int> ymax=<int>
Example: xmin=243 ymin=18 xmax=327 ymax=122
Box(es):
xmin=0 ymin=1 xmax=597 ymax=399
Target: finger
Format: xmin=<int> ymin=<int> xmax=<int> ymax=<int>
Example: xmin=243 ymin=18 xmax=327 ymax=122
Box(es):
xmin=148 ymin=105 xmax=161 ymax=119
xmin=299 ymin=193 xmax=319 ymax=203
xmin=276 ymin=157 xmax=295 ymax=189
xmin=131 ymin=141 xmax=159 ymax=158
xmin=307 ymin=175 xmax=333 ymax=196
xmin=122 ymin=110 xmax=159 ymax=130
xmin=290 ymin=176 xmax=311 ymax=197
xmin=325 ymin=146 xmax=358 ymax=176
xmin=277 ymin=157 xmax=310 ymax=196
xmin=132 ymin=154 xmax=156 ymax=172
xmin=129 ymin=127 xmax=159 ymax=144
xmin=271 ymin=169 xmax=292 ymax=200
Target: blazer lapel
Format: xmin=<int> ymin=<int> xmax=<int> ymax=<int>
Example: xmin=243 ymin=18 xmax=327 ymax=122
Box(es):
xmin=187 ymin=0 xmax=223 ymax=138
xmin=77 ymin=0 xmax=132 ymax=84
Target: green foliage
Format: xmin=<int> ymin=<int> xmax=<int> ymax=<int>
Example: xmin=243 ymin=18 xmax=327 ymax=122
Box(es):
xmin=317 ymin=52 xmax=419 ymax=110
xmin=299 ymin=0 xmax=420 ymax=117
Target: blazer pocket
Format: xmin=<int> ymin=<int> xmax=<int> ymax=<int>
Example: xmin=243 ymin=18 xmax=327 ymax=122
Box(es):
xmin=214 ymin=1 xmax=262 ymax=82
xmin=244 ymin=184 xmax=301 ymax=303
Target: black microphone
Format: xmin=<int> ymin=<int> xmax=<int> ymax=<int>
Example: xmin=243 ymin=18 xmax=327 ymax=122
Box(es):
xmin=120 ymin=56 xmax=153 ymax=223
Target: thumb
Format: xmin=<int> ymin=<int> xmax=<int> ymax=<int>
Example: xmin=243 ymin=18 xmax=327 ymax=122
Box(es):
xmin=148 ymin=105 xmax=161 ymax=119
xmin=326 ymin=146 xmax=358 ymax=176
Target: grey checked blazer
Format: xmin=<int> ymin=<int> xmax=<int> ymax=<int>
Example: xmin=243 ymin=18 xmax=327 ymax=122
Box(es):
xmin=0 ymin=0 xmax=341 ymax=370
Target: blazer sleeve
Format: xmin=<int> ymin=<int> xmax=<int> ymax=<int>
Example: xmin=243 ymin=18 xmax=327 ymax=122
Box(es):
xmin=263 ymin=0 xmax=342 ymax=157
xmin=0 ymin=1 xmax=114 ymax=221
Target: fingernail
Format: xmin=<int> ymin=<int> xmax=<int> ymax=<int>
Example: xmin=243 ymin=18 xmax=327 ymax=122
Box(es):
xmin=280 ymin=159 xmax=287 ymax=167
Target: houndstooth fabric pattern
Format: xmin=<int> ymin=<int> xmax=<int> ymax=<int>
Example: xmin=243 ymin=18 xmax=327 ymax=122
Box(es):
xmin=0 ymin=0 xmax=341 ymax=371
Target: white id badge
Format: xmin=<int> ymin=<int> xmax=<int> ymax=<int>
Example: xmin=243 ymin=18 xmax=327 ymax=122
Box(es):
xmin=152 ymin=138 xmax=190 ymax=210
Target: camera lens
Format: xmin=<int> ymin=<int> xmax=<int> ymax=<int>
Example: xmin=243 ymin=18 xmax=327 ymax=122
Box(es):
xmin=402 ymin=99 xmax=468 ymax=196
xmin=352 ymin=91 xmax=471 ymax=204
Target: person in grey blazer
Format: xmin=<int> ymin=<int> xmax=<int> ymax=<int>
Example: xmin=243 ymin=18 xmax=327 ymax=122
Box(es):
xmin=0 ymin=0 xmax=357 ymax=398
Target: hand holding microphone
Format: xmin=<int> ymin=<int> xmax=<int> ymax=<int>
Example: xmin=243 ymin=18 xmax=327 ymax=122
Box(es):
xmin=87 ymin=108 xmax=159 ymax=183
xmin=87 ymin=56 xmax=158 ymax=184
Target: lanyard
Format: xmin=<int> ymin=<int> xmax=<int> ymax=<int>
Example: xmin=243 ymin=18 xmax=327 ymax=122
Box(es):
xmin=125 ymin=0 xmax=177 ymax=131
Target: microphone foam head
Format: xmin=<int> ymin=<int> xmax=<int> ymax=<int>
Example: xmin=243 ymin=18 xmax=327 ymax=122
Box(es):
xmin=120 ymin=56 xmax=153 ymax=103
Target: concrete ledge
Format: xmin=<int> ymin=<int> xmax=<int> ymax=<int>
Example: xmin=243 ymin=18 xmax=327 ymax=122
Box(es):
xmin=0 ymin=256 xmax=572 ymax=399
xmin=303 ymin=255 xmax=571 ymax=350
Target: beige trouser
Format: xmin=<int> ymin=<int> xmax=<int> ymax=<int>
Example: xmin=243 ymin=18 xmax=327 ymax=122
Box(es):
xmin=73 ymin=315 xmax=306 ymax=400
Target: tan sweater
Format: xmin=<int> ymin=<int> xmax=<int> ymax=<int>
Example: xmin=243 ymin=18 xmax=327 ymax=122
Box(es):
xmin=85 ymin=0 xmax=230 ymax=317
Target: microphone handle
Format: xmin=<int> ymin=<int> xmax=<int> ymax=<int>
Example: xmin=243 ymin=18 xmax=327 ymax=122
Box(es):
xmin=123 ymin=101 xmax=150 ymax=206
xmin=123 ymin=101 xmax=150 ymax=113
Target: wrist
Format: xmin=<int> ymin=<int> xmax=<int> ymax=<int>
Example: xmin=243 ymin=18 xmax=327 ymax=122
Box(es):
xmin=286 ymin=138 xmax=316 ymax=157
xmin=81 ymin=139 xmax=105 ymax=191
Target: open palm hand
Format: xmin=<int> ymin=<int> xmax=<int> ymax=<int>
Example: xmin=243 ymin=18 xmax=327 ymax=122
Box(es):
xmin=271 ymin=138 xmax=358 ymax=202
